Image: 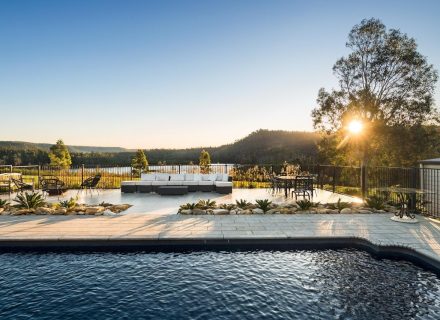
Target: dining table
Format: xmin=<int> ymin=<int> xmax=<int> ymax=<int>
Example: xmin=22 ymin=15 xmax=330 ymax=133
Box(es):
xmin=275 ymin=175 xmax=312 ymax=197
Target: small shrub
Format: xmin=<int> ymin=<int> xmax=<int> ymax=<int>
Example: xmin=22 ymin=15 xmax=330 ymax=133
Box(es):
xmin=0 ymin=199 xmax=9 ymax=208
xmin=59 ymin=197 xmax=78 ymax=209
xmin=365 ymin=195 xmax=386 ymax=210
xmin=98 ymin=201 xmax=113 ymax=207
xmin=296 ymin=199 xmax=313 ymax=211
xmin=236 ymin=199 xmax=252 ymax=209
xmin=219 ymin=203 xmax=236 ymax=210
xmin=179 ymin=203 xmax=198 ymax=212
xmin=196 ymin=199 xmax=216 ymax=210
xmin=14 ymin=192 xmax=45 ymax=209
xmin=328 ymin=198 xmax=351 ymax=212
xmin=255 ymin=199 xmax=272 ymax=212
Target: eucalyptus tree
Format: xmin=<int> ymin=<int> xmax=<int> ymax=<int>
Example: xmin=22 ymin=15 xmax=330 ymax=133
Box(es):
xmin=312 ymin=18 xmax=438 ymax=165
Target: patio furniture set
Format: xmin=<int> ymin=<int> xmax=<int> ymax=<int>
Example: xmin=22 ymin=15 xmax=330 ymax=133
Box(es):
xmin=121 ymin=173 xmax=233 ymax=195
xmin=0 ymin=173 xmax=101 ymax=196
xmin=271 ymin=175 xmax=316 ymax=199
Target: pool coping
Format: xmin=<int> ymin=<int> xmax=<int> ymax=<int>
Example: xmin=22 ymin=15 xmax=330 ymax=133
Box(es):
xmin=1 ymin=237 xmax=439 ymax=274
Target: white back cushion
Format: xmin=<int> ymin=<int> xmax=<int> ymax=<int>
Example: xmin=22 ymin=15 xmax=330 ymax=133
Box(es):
xmin=184 ymin=174 xmax=194 ymax=181
xmin=170 ymin=174 xmax=185 ymax=181
xmin=141 ymin=173 xmax=156 ymax=181
xmin=156 ymin=174 xmax=170 ymax=181
xmin=201 ymin=174 xmax=211 ymax=181
xmin=222 ymin=174 xmax=229 ymax=182
xmin=193 ymin=174 xmax=201 ymax=181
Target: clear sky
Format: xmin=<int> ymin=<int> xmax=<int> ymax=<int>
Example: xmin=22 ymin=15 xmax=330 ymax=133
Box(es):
xmin=1 ymin=0 xmax=439 ymax=148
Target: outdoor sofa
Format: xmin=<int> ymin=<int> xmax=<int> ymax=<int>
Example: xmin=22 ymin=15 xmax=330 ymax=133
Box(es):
xmin=121 ymin=173 xmax=233 ymax=194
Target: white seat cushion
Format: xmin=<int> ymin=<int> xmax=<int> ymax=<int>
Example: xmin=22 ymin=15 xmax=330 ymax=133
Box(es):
xmin=141 ymin=174 xmax=156 ymax=181
xmin=170 ymin=174 xmax=185 ymax=181
xmin=199 ymin=180 xmax=214 ymax=185
xmin=156 ymin=174 xmax=170 ymax=181
xmin=152 ymin=181 xmax=168 ymax=186
xmin=182 ymin=181 xmax=199 ymax=186
xmin=121 ymin=181 xmax=137 ymax=185
xmin=215 ymin=181 xmax=232 ymax=187
xmin=166 ymin=181 xmax=183 ymax=186
xmin=137 ymin=181 xmax=153 ymax=186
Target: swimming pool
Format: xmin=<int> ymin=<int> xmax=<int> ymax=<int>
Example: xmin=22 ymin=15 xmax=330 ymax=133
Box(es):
xmin=0 ymin=249 xmax=439 ymax=319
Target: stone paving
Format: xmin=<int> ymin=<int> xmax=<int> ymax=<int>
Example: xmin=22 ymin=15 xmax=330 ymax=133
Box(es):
xmin=1 ymin=213 xmax=440 ymax=263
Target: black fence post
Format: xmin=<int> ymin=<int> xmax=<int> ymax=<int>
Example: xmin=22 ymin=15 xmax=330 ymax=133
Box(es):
xmin=37 ymin=165 xmax=41 ymax=189
xmin=332 ymin=166 xmax=336 ymax=193
xmin=361 ymin=165 xmax=367 ymax=200
xmin=409 ymin=167 xmax=418 ymax=211
xmin=81 ymin=164 xmax=85 ymax=185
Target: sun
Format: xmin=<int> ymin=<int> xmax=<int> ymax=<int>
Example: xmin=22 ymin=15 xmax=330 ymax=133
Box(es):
xmin=347 ymin=120 xmax=363 ymax=134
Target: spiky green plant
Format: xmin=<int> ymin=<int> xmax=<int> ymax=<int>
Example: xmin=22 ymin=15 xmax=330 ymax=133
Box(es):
xmin=235 ymin=199 xmax=252 ymax=209
xmin=0 ymin=199 xmax=9 ymax=208
xmin=255 ymin=199 xmax=272 ymax=212
xmin=219 ymin=203 xmax=235 ymax=210
xmin=296 ymin=199 xmax=313 ymax=211
xmin=179 ymin=203 xmax=198 ymax=212
xmin=196 ymin=199 xmax=216 ymax=209
xmin=365 ymin=195 xmax=386 ymax=210
xmin=14 ymin=192 xmax=45 ymax=209
xmin=328 ymin=198 xmax=351 ymax=212
xmin=59 ymin=197 xmax=78 ymax=209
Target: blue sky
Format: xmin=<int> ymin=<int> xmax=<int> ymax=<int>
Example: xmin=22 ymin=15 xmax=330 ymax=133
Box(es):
xmin=1 ymin=0 xmax=439 ymax=148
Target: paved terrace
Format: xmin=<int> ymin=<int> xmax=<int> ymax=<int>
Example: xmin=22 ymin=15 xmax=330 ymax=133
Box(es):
xmin=1 ymin=213 xmax=440 ymax=269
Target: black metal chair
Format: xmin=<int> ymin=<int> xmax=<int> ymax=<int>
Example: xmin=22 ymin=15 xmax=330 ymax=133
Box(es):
xmin=77 ymin=174 xmax=101 ymax=195
xmin=11 ymin=178 xmax=34 ymax=192
xmin=292 ymin=176 xmax=314 ymax=200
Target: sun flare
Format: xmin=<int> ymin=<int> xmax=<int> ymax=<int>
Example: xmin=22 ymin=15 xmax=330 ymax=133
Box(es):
xmin=347 ymin=120 xmax=363 ymax=134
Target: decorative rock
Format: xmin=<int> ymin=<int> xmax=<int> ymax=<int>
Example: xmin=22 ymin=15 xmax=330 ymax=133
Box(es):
xmin=358 ymin=209 xmax=372 ymax=214
xmin=241 ymin=209 xmax=252 ymax=215
xmin=192 ymin=208 xmax=206 ymax=215
xmin=180 ymin=209 xmax=192 ymax=215
xmin=328 ymin=209 xmax=340 ymax=214
xmin=14 ymin=209 xmax=35 ymax=215
xmin=85 ymin=206 xmax=105 ymax=214
xmin=340 ymin=208 xmax=352 ymax=214
xmin=108 ymin=204 xmax=132 ymax=213
xmin=375 ymin=209 xmax=386 ymax=213
xmin=266 ymin=209 xmax=278 ymax=214
xmin=52 ymin=208 xmax=67 ymax=215
xmin=252 ymin=208 xmax=264 ymax=214
xmin=212 ymin=209 xmax=229 ymax=215
xmin=103 ymin=211 xmax=118 ymax=216
xmin=0 ymin=208 xmax=4 ymax=214
xmin=36 ymin=207 xmax=55 ymax=215
xmin=73 ymin=205 xmax=87 ymax=212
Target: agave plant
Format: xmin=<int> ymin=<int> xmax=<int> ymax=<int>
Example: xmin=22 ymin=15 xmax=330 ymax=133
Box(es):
xmin=255 ymin=199 xmax=272 ymax=212
xmin=235 ymin=199 xmax=252 ymax=209
xmin=365 ymin=194 xmax=386 ymax=210
xmin=327 ymin=198 xmax=352 ymax=212
xmin=14 ymin=192 xmax=45 ymax=209
xmin=179 ymin=203 xmax=198 ymax=212
xmin=196 ymin=199 xmax=216 ymax=209
xmin=219 ymin=203 xmax=236 ymax=210
xmin=296 ymin=199 xmax=313 ymax=211
xmin=0 ymin=199 xmax=9 ymax=208
xmin=59 ymin=197 xmax=78 ymax=209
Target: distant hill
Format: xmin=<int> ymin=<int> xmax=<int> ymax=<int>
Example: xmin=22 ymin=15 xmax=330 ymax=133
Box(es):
xmin=0 ymin=141 xmax=131 ymax=153
xmin=0 ymin=130 xmax=320 ymax=165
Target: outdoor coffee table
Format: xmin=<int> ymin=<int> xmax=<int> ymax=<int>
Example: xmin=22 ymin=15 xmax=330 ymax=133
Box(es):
xmin=157 ymin=186 xmax=188 ymax=195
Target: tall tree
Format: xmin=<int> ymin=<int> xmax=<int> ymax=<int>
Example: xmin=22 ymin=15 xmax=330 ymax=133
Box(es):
xmin=312 ymin=18 xmax=438 ymax=165
xmin=131 ymin=149 xmax=148 ymax=171
xmin=199 ymin=150 xmax=211 ymax=173
xmin=48 ymin=139 xmax=72 ymax=168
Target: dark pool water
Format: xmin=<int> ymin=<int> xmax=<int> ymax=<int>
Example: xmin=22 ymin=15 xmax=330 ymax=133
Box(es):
xmin=0 ymin=249 xmax=439 ymax=320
